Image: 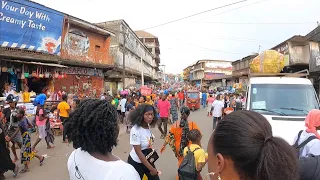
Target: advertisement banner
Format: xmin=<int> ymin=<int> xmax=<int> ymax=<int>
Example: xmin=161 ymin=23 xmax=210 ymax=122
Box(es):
xmin=0 ymin=0 xmax=64 ymax=55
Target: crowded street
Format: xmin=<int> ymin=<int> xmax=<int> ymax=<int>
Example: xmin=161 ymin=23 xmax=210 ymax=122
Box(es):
xmin=1 ymin=0 xmax=320 ymax=180
xmin=4 ymin=107 xmax=212 ymax=180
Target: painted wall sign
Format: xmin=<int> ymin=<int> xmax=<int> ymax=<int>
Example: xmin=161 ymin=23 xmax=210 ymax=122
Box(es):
xmin=55 ymin=67 xmax=103 ymax=76
xmin=0 ymin=0 xmax=64 ymax=54
xmin=64 ymin=29 xmax=90 ymax=56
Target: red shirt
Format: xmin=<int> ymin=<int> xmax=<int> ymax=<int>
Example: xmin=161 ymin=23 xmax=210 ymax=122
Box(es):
xmin=178 ymin=92 xmax=184 ymax=100
xmin=157 ymin=99 xmax=171 ymax=118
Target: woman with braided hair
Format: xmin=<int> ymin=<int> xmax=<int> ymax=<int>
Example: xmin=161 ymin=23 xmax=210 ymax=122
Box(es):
xmin=65 ymin=99 xmax=140 ymax=180
xmin=160 ymin=106 xmax=201 ymax=178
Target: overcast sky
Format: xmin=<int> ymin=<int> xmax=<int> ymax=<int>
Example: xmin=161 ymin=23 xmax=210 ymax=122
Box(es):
xmin=34 ymin=0 xmax=320 ymax=74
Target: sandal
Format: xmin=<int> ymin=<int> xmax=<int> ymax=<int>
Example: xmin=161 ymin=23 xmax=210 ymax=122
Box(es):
xmin=40 ymin=156 xmax=45 ymax=166
xmin=47 ymin=146 xmax=55 ymax=149
xmin=19 ymin=168 xmax=30 ymax=174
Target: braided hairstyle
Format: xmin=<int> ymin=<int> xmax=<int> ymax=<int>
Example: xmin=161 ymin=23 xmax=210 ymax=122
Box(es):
xmin=65 ymin=99 xmax=119 ymax=155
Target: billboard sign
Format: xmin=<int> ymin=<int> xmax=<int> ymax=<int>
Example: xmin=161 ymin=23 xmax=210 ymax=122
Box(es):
xmin=0 ymin=0 xmax=64 ymax=55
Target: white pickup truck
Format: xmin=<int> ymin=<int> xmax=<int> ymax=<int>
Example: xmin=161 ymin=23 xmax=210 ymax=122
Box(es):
xmin=245 ymin=73 xmax=320 ymax=143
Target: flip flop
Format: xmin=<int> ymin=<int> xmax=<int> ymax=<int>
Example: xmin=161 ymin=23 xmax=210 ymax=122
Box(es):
xmin=13 ymin=165 xmax=19 ymax=177
xmin=47 ymin=146 xmax=55 ymax=149
xmin=40 ymin=156 xmax=45 ymax=166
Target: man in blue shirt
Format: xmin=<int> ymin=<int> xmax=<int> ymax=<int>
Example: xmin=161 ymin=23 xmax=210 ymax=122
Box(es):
xmin=201 ymin=90 xmax=207 ymax=108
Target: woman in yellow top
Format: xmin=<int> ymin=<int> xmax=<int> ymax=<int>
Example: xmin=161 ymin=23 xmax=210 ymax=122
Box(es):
xmin=183 ymin=129 xmax=208 ymax=180
xmin=145 ymin=96 xmax=153 ymax=106
xmin=22 ymin=86 xmax=31 ymax=103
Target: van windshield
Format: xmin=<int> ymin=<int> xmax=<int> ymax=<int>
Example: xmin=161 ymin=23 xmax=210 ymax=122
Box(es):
xmin=187 ymin=93 xmax=198 ymax=99
xmin=250 ymin=84 xmax=319 ymax=116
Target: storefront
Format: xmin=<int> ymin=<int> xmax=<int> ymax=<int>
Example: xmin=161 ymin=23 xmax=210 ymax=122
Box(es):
xmin=0 ymin=59 xmax=68 ymax=98
xmin=54 ymin=66 xmax=104 ymax=98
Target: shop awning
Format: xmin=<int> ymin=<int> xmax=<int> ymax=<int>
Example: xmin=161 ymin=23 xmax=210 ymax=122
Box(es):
xmin=2 ymin=59 xmax=68 ymax=68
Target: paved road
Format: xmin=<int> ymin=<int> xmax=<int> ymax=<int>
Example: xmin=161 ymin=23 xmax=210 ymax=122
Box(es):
xmin=5 ymin=107 xmax=213 ymax=180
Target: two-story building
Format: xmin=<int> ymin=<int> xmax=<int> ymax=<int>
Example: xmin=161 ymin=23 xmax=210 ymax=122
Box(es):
xmin=187 ymin=60 xmax=232 ymax=89
xmin=55 ymin=16 xmax=114 ymax=97
xmin=96 ymin=20 xmax=158 ymax=91
xmin=0 ymin=0 xmax=115 ymax=97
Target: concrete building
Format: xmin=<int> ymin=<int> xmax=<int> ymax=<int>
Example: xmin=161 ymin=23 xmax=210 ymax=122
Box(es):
xmin=185 ymin=60 xmax=232 ymax=89
xmin=134 ymin=30 xmax=161 ymax=67
xmin=135 ymin=30 xmax=161 ymax=82
xmin=96 ymin=20 xmax=158 ymax=92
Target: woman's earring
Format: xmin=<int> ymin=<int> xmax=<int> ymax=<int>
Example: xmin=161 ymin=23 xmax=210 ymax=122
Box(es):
xmin=205 ymin=172 xmax=215 ymax=180
xmin=218 ymin=174 xmax=221 ymax=180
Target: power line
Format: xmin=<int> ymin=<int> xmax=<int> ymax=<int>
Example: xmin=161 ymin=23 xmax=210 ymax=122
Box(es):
xmin=142 ymin=0 xmax=253 ymax=30
xmin=201 ymin=0 xmax=267 ymax=20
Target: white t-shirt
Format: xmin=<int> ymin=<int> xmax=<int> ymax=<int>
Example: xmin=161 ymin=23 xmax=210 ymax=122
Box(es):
xmin=129 ymin=125 xmax=155 ymax=163
xmin=120 ymin=99 xmax=127 ymax=113
xmin=212 ymin=100 xmax=224 ymax=117
xmin=68 ymin=148 xmax=140 ymax=180
xmin=293 ymin=130 xmax=320 ymax=157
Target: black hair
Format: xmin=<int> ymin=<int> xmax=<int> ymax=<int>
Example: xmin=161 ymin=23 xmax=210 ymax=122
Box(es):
xmin=129 ymin=104 xmax=157 ymax=127
xmin=62 ymin=94 xmax=68 ymax=101
xmin=188 ymin=129 xmax=202 ymax=142
xmin=17 ymin=108 xmax=25 ymax=116
xmin=180 ymin=106 xmax=190 ymax=116
xmin=64 ymin=99 xmax=119 ymax=155
xmin=212 ymin=110 xmax=298 ymax=180
xmin=73 ymin=99 xmax=80 ymax=106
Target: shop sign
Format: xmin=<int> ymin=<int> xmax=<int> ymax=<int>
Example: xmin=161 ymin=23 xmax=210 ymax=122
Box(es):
xmin=55 ymin=67 xmax=103 ymax=77
xmin=0 ymin=0 xmax=64 ymax=54
xmin=17 ymin=103 xmax=36 ymax=116
xmin=205 ymin=62 xmax=232 ymax=69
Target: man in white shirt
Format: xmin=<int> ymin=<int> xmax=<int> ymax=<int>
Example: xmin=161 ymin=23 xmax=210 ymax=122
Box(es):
xmin=212 ymin=94 xmax=224 ymax=130
xmin=120 ymin=96 xmax=127 ymax=122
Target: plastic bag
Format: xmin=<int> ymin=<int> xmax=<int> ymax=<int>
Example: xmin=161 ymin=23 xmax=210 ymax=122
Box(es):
xmin=250 ymin=50 xmax=284 ymax=73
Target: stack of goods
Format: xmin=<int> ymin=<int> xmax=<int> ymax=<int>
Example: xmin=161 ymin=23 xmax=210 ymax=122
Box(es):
xmin=250 ymin=50 xmax=284 ymax=73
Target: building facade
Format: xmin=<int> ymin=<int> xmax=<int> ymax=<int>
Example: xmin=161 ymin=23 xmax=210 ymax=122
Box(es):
xmin=56 ymin=16 xmax=114 ymax=97
xmin=0 ymin=0 xmax=114 ymax=98
xmin=96 ymin=20 xmax=158 ymax=91
xmin=134 ymin=30 xmax=161 ymax=66
xmin=186 ymin=60 xmax=232 ymax=89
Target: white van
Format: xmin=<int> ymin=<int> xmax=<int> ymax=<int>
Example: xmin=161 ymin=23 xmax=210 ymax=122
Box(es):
xmin=246 ymin=76 xmax=319 ymax=143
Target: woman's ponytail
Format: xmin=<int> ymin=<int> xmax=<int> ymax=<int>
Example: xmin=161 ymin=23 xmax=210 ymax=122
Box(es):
xmin=256 ymin=137 xmax=299 ymax=180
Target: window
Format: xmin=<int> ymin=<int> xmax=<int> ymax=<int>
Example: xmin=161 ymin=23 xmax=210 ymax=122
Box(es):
xmin=95 ymin=45 xmax=100 ymax=51
xmin=147 ymin=48 xmax=152 ymax=53
xmin=250 ymin=84 xmax=319 ymax=116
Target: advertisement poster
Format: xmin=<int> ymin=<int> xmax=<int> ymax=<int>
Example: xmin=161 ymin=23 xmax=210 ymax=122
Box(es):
xmin=0 ymin=0 xmax=64 ymax=55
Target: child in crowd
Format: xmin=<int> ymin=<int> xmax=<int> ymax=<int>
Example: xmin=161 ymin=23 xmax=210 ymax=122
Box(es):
xmin=183 ymin=129 xmax=208 ymax=180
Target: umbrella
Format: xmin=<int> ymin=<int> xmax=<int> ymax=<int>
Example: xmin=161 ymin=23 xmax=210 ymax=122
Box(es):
xmin=120 ymin=90 xmax=129 ymax=95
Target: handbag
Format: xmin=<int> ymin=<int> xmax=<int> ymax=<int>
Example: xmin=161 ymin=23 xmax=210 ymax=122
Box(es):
xmin=141 ymin=126 xmax=159 ymax=164
xmin=142 ymin=148 xmax=159 ymax=164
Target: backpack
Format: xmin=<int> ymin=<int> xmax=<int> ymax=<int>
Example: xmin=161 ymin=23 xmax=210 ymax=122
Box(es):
xmin=293 ymin=130 xmax=317 ymax=157
xmin=299 ymin=154 xmax=320 ymax=180
xmin=178 ymin=147 xmax=199 ymax=180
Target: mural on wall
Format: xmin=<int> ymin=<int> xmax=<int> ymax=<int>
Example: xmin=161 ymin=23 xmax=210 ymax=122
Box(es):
xmin=64 ymin=29 xmax=90 ymax=57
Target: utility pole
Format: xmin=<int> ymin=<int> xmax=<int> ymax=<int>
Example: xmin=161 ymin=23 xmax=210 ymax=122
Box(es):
xmin=122 ymin=32 xmax=126 ymax=90
xmin=141 ymin=55 xmax=144 ymax=86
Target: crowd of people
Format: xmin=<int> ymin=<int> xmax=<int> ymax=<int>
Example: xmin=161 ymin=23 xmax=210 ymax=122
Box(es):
xmin=0 ymin=87 xmax=320 ymax=180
